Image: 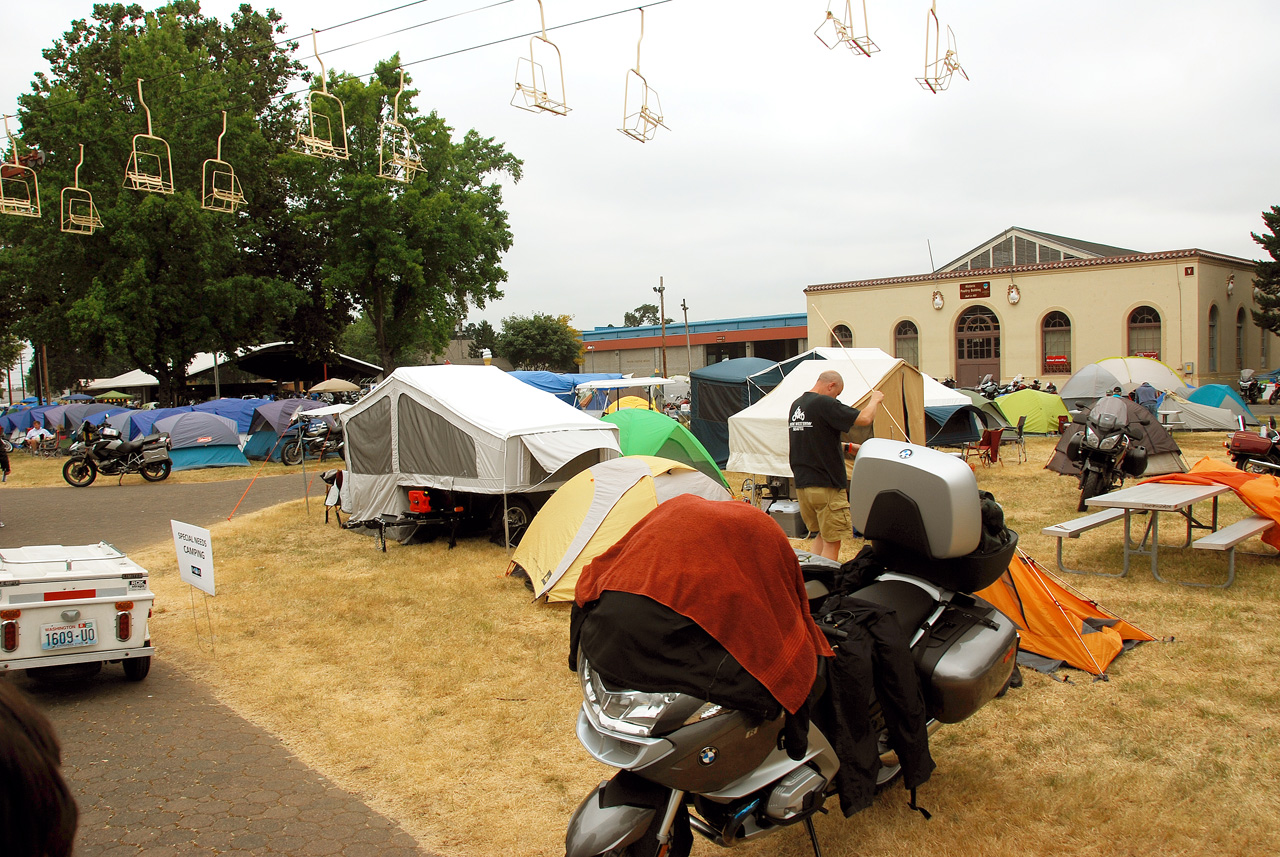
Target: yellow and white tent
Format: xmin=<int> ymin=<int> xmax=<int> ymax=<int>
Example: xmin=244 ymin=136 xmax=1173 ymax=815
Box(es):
xmin=509 ymin=455 xmax=733 ymax=602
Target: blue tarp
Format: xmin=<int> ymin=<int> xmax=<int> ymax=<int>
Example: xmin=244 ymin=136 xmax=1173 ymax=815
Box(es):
xmin=924 ymin=404 xmax=984 ymax=447
xmin=509 ymin=371 xmax=624 ymax=408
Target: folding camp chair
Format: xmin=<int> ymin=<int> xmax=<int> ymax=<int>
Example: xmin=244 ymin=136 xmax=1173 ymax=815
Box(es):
xmin=1000 ymin=415 xmax=1027 ymax=464
xmin=976 ymin=427 xmax=1003 ymax=467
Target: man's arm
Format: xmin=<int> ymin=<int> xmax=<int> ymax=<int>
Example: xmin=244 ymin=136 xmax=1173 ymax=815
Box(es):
xmin=854 ymin=389 xmax=885 ymax=427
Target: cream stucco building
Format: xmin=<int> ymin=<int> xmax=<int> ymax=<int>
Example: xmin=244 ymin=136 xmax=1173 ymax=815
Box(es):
xmin=806 ymin=227 xmax=1265 ymax=389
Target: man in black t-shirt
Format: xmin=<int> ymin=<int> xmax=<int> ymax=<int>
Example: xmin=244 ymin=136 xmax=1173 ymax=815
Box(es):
xmin=787 ymin=370 xmax=883 ymax=560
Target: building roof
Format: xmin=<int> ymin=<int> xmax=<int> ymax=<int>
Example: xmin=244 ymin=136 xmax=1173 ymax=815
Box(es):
xmin=807 ymin=246 xmax=1256 ymax=294
xmin=583 ymin=312 xmax=806 ymax=342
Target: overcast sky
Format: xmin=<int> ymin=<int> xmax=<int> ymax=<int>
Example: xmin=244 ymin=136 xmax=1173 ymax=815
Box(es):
xmin=4 ymin=1 xmax=1276 ymax=334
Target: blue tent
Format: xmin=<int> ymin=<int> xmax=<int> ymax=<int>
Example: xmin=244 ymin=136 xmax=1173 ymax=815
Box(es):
xmin=154 ymin=412 xmax=249 ymax=470
xmin=192 ymin=398 xmax=270 ymax=433
xmin=1187 ymin=384 xmax=1259 ymax=425
xmin=109 ymin=407 xmax=194 ymax=438
xmin=689 ymin=357 xmax=779 ymax=467
xmin=62 ymin=402 xmax=120 ymax=431
xmin=924 ymin=404 xmax=984 ymax=448
xmin=509 ymin=371 xmax=624 ymax=408
xmin=243 ymin=399 xmax=329 ymax=461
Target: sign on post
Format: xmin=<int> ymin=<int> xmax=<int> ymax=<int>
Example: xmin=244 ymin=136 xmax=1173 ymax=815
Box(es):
xmin=171 ymin=520 xmax=215 ymax=596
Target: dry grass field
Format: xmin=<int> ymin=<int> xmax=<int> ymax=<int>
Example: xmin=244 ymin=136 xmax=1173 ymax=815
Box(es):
xmin=121 ymin=432 xmax=1280 ymax=857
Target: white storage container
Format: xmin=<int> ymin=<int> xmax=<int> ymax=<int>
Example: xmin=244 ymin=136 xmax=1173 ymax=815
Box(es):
xmin=0 ymin=542 xmax=155 ymax=681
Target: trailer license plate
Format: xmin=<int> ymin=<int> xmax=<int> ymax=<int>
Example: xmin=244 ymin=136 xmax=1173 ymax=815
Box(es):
xmin=41 ymin=620 xmax=98 ymax=650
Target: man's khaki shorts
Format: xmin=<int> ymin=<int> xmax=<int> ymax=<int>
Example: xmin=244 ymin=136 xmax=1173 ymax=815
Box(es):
xmin=796 ymin=485 xmax=852 ymax=544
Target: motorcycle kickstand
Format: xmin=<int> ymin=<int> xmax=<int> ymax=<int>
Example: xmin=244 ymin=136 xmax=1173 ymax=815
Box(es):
xmin=804 ymin=815 xmax=825 ymax=857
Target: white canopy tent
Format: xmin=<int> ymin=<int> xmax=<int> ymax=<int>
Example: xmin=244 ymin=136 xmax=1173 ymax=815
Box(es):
xmin=340 ymin=365 xmax=621 ymax=521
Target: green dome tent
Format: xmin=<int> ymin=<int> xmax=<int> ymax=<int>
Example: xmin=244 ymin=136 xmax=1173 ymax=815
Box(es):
xmin=93 ymin=390 xmax=132 ymax=402
xmin=601 ymin=409 xmax=728 ymax=489
xmin=993 ymin=388 xmax=1070 ymax=434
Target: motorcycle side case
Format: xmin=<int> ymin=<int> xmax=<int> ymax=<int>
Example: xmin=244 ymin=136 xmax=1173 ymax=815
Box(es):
xmin=915 ymin=596 xmax=1017 ymax=724
xmin=1228 ymin=430 xmax=1273 ymax=456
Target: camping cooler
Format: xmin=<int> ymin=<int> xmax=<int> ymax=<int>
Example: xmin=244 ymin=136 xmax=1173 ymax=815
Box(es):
xmin=768 ymin=499 xmax=807 ymax=538
xmin=0 ymin=543 xmax=154 ymax=674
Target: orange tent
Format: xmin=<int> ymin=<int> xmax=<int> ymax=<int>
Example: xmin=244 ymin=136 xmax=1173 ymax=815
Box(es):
xmin=977 ymin=550 xmax=1156 ymax=677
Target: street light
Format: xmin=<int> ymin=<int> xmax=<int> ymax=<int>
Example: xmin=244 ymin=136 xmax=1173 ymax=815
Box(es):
xmin=653 ymin=278 xmax=667 ymax=378
xmin=680 ymin=299 xmax=691 ymax=373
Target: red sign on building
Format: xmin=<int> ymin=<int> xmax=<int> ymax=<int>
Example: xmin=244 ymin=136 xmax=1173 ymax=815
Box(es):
xmin=959 ymin=281 xmax=991 ymax=299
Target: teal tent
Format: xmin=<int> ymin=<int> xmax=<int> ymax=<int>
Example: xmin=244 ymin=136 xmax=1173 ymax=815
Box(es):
xmin=1186 ymin=384 xmax=1258 ymax=426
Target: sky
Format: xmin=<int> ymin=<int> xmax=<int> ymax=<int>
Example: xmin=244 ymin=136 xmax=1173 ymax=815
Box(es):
xmin=3 ymin=0 xmax=1277 ymax=335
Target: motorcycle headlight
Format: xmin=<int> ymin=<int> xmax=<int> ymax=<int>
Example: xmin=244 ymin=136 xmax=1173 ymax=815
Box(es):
xmin=1099 ymin=434 xmax=1121 ymax=451
xmin=1083 ymin=427 xmax=1100 ymax=446
xmin=578 ymin=655 xmax=724 ymax=737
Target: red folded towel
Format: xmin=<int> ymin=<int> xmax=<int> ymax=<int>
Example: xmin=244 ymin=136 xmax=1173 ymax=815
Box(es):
xmin=576 ymin=494 xmax=833 ymax=714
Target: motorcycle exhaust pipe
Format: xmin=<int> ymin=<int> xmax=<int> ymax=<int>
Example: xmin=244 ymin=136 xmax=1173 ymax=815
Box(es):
xmin=1245 ymin=459 xmax=1280 ymax=472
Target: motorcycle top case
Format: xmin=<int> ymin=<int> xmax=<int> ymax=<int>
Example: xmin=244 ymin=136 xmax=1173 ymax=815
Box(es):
xmin=0 ymin=542 xmax=154 ymax=672
xmin=1229 ymin=430 xmax=1273 ymax=455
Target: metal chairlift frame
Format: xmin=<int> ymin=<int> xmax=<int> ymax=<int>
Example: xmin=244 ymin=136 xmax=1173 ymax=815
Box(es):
xmin=814 ymin=1 xmax=880 ymax=57
xmin=124 ymin=79 xmax=175 ymax=194
xmin=512 ymin=0 xmax=570 ymax=116
xmin=296 ymin=30 xmax=350 ymax=160
xmin=619 ymin=9 xmax=667 ymax=143
xmin=202 ymin=111 xmax=247 ymax=213
xmin=61 ymin=143 xmax=102 ymax=234
xmin=378 ymin=69 xmax=422 ymax=183
xmin=916 ymin=3 xmax=968 ymax=93
xmin=1 ymin=115 xmax=41 ymax=218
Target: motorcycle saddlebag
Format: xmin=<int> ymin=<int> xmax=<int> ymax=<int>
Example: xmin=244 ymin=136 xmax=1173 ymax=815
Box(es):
xmin=915 ymin=595 xmax=1017 ymax=724
xmin=141 ymin=446 xmax=169 ymax=463
xmin=1229 ymin=430 xmax=1272 ymax=456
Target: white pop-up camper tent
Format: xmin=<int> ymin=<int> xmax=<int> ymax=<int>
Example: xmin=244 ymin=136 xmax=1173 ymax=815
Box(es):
xmin=727 ymin=351 xmax=925 ymax=477
xmin=340 ymin=365 xmax=621 ymax=521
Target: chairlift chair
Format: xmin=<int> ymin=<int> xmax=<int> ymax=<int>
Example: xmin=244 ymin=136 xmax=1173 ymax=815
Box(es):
xmin=202 ymin=111 xmax=247 ymax=213
xmin=378 ymin=69 xmax=422 ymax=183
xmin=915 ymin=2 xmax=968 ymax=94
xmin=1 ymin=115 xmax=41 ymax=218
xmin=295 ymin=30 xmax=350 ymax=160
xmin=60 ymin=144 xmax=102 ymax=234
xmin=512 ymin=0 xmax=570 ymax=116
xmin=123 ymin=80 xmax=174 ymax=194
xmin=619 ymin=9 xmax=667 ymax=143
xmin=813 ymin=1 xmax=880 ymax=57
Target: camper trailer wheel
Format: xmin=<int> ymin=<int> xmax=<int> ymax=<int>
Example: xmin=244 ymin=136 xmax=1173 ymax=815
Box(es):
xmin=123 ymin=655 xmax=151 ymax=681
xmin=140 ymin=461 xmax=172 ymax=482
xmin=497 ymin=497 xmax=534 ymax=547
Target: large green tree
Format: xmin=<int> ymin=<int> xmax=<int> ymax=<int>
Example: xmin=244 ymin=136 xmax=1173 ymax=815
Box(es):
xmin=295 ymin=58 xmax=522 ymax=372
xmin=497 ymin=313 xmax=582 ymax=371
xmin=0 ymin=2 xmax=306 ymax=404
xmin=1251 ymin=206 xmax=1280 ymax=335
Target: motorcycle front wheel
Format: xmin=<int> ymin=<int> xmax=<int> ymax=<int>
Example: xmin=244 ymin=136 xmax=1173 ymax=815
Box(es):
xmin=63 ymin=458 xmax=98 ymax=487
xmin=1271 ymin=388 xmax=1280 ymax=405
xmin=140 ymin=461 xmax=172 ymax=482
xmin=1078 ymin=470 xmax=1106 ymax=512
xmin=281 ymin=441 xmax=304 ymax=466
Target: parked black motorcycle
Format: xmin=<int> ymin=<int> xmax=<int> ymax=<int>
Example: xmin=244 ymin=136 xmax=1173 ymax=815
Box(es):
xmin=565 ymin=440 xmax=1018 ymax=857
xmin=1066 ymin=397 xmax=1147 ymax=511
xmin=62 ymin=420 xmax=172 ymax=487
xmin=1239 ymin=369 xmax=1263 ymax=405
xmin=1225 ymin=422 xmax=1280 ymax=473
xmin=281 ymin=418 xmax=344 ymax=466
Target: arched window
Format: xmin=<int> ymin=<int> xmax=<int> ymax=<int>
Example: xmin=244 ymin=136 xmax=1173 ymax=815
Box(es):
xmin=831 ymin=324 xmax=852 ymax=348
xmin=1128 ymin=305 xmax=1161 ymax=359
xmin=1237 ymin=307 xmax=1246 ymax=371
xmin=1041 ymin=311 xmax=1071 ymax=374
xmin=895 ymin=321 xmax=919 ymax=367
xmin=1208 ymin=305 xmax=1219 ymax=373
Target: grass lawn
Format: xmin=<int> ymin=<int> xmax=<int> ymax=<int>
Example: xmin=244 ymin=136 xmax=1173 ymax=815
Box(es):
xmin=121 ymin=432 xmax=1280 ymax=857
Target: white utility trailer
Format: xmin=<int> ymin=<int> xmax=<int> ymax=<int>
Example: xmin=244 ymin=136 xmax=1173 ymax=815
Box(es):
xmin=0 ymin=542 xmax=154 ymax=681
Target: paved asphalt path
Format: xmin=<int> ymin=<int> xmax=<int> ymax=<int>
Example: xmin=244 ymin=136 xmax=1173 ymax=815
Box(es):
xmin=2 ymin=474 xmax=434 ymax=857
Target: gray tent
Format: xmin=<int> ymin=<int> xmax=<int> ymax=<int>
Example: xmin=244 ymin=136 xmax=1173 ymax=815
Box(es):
xmin=956 ymin=389 xmax=1010 ymax=428
xmin=1046 ymin=397 xmax=1186 ymax=477
xmin=1159 ymin=392 xmax=1244 ymax=431
xmin=1057 ymin=363 xmax=1124 ymax=408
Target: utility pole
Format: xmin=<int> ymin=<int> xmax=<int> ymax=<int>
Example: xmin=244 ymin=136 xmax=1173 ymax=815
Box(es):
xmin=681 ymin=299 xmax=692 ymax=373
xmin=653 ymin=277 xmax=667 ymax=378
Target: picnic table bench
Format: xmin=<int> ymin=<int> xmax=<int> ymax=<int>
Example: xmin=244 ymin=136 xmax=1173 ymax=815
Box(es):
xmin=1188 ymin=514 xmax=1277 ymax=588
xmin=1042 ymin=507 xmax=1126 ymax=575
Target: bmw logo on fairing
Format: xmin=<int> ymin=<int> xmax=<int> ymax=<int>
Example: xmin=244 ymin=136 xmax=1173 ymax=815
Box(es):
xmin=699 ymin=746 xmax=718 ymax=766
xmin=898 ymin=448 xmax=913 ymax=459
